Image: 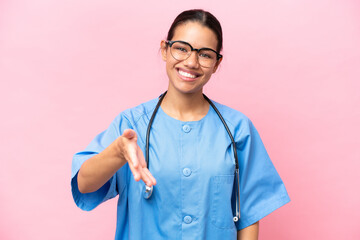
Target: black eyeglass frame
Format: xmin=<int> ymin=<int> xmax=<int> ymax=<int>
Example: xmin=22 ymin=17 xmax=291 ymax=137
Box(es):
xmin=165 ymin=40 xmax=223 ymax=61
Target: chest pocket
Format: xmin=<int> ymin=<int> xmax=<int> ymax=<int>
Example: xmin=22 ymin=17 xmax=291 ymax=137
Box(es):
xmin=210 ymin=175 xmax=236 ymax=229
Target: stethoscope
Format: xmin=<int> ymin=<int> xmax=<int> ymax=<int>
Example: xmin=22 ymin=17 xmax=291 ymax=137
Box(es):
xmin=142 ymin=91 xmax=241 ymax=222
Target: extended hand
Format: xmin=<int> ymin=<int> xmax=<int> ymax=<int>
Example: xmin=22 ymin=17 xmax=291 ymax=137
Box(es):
xmin=119 ymin=129 xmax=157 ymax=187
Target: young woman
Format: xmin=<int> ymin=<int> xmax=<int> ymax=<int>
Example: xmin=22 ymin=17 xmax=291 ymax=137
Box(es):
xmin=71 ymin=9 xmax=290 ymax=240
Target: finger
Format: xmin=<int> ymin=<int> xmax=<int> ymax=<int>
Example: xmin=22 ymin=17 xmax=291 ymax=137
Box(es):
xmin=139 ymin=168 xmax=154 ymax=186
xmin=142 ymin=167 xmax=157 ymax=186
xmin=122 ymin=129 xmax=136 ymax=140
xmin=127 ymin=158 xmax=141 ymax=181
xmin=126 ymin=142 xmax=139 ymax=168
xmin=144 ymin=168 xmax=157 ymax=185
xmin=134 ymin=146 xmax=156 ymax=185
xmin=136 ymin=146 xmax=147 ymax=168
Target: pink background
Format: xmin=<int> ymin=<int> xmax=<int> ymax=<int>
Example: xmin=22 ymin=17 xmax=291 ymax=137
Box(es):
xmin=1 ymin=0 xmax=359 ymax=239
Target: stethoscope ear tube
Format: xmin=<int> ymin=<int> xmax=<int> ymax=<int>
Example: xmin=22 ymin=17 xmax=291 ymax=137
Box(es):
xmin=145 ymin=92 xmax=167 ymax=170
xmin=233 ymin=169 xmax=240 ymax=222
xmin=144 ymin=91 xmax=241 ymax=222
xmin=143 ymin=92 xmax=167 ymax=200
xmin=203 ymin=94 xmax=241 ymax=222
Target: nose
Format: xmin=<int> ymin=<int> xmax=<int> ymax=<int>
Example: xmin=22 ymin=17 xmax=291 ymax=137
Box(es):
xmin=183 ymin=51 xmax=200 ymax=68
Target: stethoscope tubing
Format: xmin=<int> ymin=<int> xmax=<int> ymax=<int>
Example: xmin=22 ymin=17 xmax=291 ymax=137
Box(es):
xmin=144 ymin=91 xmax=241 ymax=222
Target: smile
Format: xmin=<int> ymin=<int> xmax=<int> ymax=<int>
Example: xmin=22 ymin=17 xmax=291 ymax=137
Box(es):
xmin=176 ymin=68 xmax=200 ymax=80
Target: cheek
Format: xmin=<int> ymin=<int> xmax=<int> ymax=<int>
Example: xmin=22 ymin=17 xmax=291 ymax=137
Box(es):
xmin=204 ymin=69 xmax=215 ymax=78
xmin=165 ymin=60 xmax=177 ymax=80
xmin=165 ymin=60 xmax=175 ymax=74
xmin=165 ymin=52 xmax=177 ymax=67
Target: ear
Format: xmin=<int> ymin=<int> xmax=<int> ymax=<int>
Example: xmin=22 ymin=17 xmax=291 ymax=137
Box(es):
xmin=160 ymin=40 xmax=168 ymax=61
xmin=212 ymin=57 xmax=223 ymax=73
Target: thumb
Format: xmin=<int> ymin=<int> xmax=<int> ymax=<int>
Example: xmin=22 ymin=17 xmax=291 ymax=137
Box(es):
xmin=122 ymin=129 xmax=136 ymax=139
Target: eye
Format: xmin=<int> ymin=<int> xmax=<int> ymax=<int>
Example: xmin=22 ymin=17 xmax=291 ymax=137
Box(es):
xmin=199 ymin=53 xmax=212 ymax=59
xmin=199 ymin=51 xmax=215 ymax=59
xmin=175 ymin=47 xmax=188 ymax=52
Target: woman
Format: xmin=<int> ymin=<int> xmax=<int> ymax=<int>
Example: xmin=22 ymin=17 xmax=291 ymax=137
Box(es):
xmin=71 ymin=9 xmax=290 ymax=240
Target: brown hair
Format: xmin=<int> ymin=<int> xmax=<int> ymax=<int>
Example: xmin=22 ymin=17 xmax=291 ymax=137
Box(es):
xmin=166 ymin=9 xmax=223 ymax=52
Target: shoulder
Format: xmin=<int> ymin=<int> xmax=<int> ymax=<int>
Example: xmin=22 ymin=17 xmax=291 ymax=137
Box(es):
xmin=211 ymin=100 xmax=251 ymax=126
xmin=114 ymin=97 xmax=158 ymax=127
xmin=210 ymin=99 xmax=253 ymax=139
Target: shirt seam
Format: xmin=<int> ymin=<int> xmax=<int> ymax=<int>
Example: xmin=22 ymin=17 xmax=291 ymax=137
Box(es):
xmin=122 ymin=102 xmax=157 ymax=127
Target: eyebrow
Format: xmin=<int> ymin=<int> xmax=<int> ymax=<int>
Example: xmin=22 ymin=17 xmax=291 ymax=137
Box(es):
xmin=172 ymin=40 xmax=217 ymax=51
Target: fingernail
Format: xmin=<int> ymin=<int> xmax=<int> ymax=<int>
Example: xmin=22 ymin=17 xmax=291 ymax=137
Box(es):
xmin=127 ymin=130 xmax=134 ymax=138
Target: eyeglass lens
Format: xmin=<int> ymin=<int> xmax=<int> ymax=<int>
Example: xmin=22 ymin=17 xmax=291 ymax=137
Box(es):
xmin=170 ymin=42 xmax=218 ymax=68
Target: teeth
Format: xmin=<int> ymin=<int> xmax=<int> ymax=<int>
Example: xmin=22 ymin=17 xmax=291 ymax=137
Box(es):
xmin=178 ymin=69 xmax=197 ymax=79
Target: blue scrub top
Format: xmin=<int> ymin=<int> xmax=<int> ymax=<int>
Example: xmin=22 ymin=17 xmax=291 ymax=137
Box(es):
xmin=71 ymin=97 xmax=290 ymax=240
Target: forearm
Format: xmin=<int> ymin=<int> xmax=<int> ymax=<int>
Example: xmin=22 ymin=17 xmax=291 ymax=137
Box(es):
xmin=77 ymin=138 xmax=126 ymax=193
xmin=237 ymin=221 xmax=259 ymax=240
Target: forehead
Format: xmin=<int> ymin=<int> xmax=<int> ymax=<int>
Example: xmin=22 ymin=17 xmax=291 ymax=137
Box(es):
xmin=171 ymin=21 xmax=218 ymax=50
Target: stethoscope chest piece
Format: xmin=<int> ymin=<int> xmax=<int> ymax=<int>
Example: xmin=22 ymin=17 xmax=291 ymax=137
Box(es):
xmin=143 ymin=185 xmax=153 ymax=199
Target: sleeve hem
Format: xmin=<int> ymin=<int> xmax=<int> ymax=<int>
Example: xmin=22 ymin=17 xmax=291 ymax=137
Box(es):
xmin=71 ymin=171 xmax=117 ymax=211
xmin=236 ymin=194 xmax=291 ymax=231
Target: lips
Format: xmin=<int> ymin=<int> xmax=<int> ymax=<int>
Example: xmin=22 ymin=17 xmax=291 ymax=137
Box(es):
xmin=176 ymin=68 xmax=201 ymax=81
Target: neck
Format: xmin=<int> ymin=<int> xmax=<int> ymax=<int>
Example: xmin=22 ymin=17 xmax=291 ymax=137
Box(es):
xmin=161 ymin=88 xmax=209 ymax=121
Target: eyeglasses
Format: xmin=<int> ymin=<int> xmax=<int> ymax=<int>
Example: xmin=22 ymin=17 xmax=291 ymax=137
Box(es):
xmin=165 ymin=40 xmax=222 ymax=68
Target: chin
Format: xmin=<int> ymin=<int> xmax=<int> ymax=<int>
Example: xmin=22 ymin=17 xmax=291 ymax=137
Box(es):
xmin=167 ymin=71 xmax=209 ymax=95
xmin=171 ymin=83 xmax=204 ymax=95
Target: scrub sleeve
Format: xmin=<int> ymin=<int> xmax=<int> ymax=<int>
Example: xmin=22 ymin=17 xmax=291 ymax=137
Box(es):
xmin=71 ymin=114 xmax=131 ymax=211
xmin=233 ymin=117 xmax=290 ymax=230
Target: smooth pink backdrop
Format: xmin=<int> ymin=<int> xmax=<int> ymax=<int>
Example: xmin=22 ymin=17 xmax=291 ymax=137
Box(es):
xmin=1 ymin=0 xmax=359 ymax=239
